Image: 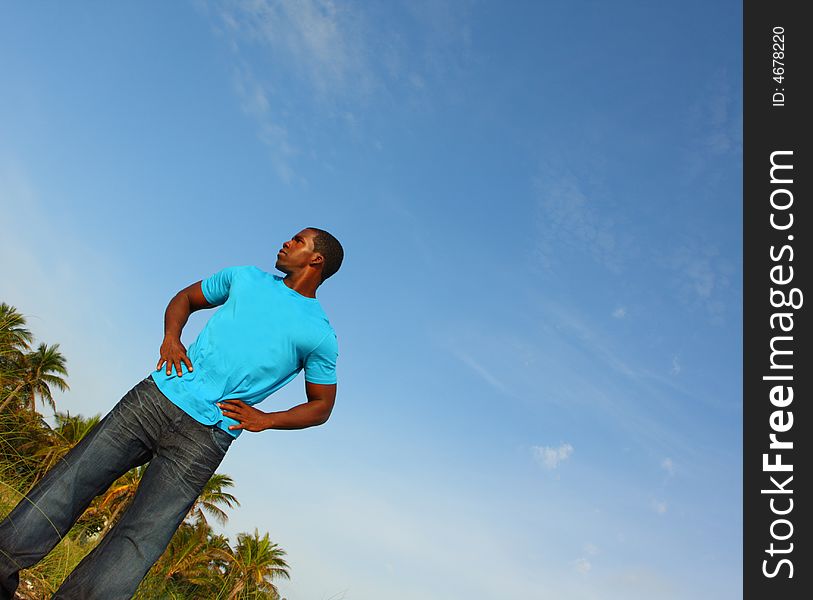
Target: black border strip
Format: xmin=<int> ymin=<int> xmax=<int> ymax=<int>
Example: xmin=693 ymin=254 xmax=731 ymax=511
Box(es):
xmin=743 ymin=1 xmax=809 ymax=596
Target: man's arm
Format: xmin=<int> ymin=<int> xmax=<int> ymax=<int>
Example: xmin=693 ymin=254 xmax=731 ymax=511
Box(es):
xmin=217 ymin=381 xmax=337 ymax=432
xmin=157 ymin=281 xmax=212 ymax=377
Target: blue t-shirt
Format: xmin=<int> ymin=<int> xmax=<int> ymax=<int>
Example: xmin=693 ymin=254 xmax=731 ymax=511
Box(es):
xmin=151 ymin=266 xmax=338 ymax=437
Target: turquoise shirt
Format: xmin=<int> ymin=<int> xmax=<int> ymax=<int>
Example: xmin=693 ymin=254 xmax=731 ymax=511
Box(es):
xmin=151 ymin=266 xmax=338 ymax=437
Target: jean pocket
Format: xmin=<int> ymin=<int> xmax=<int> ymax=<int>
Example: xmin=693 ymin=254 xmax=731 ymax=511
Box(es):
xmin=209 ymin=426 xmax=234 ymax=453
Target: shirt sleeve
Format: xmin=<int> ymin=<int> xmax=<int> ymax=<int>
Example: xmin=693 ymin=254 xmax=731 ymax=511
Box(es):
xmin=304 ymin=331 xmax=338 ymax=384
xmin=201 ymin=266 xmax=245 ymax=306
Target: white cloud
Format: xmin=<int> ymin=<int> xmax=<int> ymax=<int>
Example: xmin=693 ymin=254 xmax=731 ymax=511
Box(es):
xmin=532 ymin=443 xmax=574 ymax=470
xmin=612 ymin=307 xmax=627 ymax=319
xmin=661 ymin=458 xmax=675 ymax=476
xmin=670 ymin=356 xmax=681 ymax=375
xmin=574 ymin=558 xmax=592 ymax=574
xmin=652 ymin=500 xmax=668 ymax=515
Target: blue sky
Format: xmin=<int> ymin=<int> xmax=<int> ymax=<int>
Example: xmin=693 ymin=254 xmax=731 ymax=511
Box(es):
xmin=1 ymin=1 xmax=742 ymax=598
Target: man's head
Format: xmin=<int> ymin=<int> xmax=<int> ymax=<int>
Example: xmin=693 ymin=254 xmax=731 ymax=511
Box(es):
xmin=275 ymin=228 xmax=344 ymax=283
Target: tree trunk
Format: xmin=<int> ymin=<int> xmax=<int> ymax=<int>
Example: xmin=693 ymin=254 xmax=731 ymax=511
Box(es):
xmin=0 ymin=382 xmax=26 ymax=412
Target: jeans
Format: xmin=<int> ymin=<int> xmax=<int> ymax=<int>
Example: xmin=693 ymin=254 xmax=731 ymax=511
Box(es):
xmin=0 ymin=376 xmax=233 ymax=599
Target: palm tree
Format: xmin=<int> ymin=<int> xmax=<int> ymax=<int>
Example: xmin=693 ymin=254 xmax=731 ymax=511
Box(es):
xmin=153 ymin=522 xmax=217 ymax=591
xmin=188 ymin=472 xmax=240 ymax=527
xmin=222 ymin=529 xmax=290 ymax=600
xmin=90 ymin=464 xmax=148 ymax=536
xmin=88 ymin=468 xmax=241 ymax=543
xmin=0 ymin=303 xmax=32 ymax=356
xmin=136 ymin=523 xmax=235 ymax=599
xmin=0 ymin=304 xmax=52 ymax=485
xmin=0 ymin=405 xmax=54 ymax=488
xmin=0 ymin=303 xmax=32 ymax=395
xmin=0 ymin=303 xmax=294 ymax=598
xmin=34 ymin=412 xmax=101 ymax=484
xmin=0 ymin=343 xmax=69 ymax=414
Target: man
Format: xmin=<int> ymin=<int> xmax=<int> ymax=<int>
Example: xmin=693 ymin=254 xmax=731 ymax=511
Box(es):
xmin=0 ymin=227 xmax=343 ymax=599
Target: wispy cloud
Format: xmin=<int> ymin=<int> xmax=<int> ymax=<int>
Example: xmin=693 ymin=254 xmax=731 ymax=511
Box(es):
xmin=436 ymin=302 xmax=719 ymax=463
xmin=449 ymin=347 xmax=511 ymax=395
xmin=612 ymin=306 xmax=627 ymax=319
xmin=700 ymin=76 xmax=740 ymax=156
xmin=541 ymin=301 xmax=639 ymax=380
xmin=684 ymin=72 xmax=742 ymax=178
xmin=573 ymin=557 xmax=592 ymax=574
xmin=673 ymin=248 xmax=715 ymax=298
xmin=434 ymin=326 xmax=544 ymax=400
xmin=652 ymin=499 xmax=668 ymax=515
xmin=203 ymin=0 xmax=474 ymax=181
xmin=216 ymin=0 xmax=370 ymax=94
xmin=661 ymin=458 xmax=675 ymax=476
xmin=572 ymin=542 xmax=599 ymax=575
xmin=534 ymin=168 xmax=624 ymax=272
xmin=202 ymin=0 xmax=373 ymax=181
xmin=667 ymin=242 xmax=735 ymax=321
xmin=664 ymin=71 xmax=740 ymax=325
xmin=532 ymin=442 xmax=574 ymax=469
xmin=209 ymin=0 xmax=475 ymax=110
xmin=232 ymin=64 xmax=297 ymax=182
xmin=400 ymin=0 xmax=474 ymax=92
xmin=670 ymin=356 xmax=681 ymax=375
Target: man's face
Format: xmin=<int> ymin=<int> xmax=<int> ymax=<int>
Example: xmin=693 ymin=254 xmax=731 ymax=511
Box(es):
xmin=275 ymin=229 xmax=320 ymax=274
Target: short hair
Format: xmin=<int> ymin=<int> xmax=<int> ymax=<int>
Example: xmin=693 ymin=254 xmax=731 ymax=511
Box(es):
xmin=307 ymin=227 xmax=344 ymax=282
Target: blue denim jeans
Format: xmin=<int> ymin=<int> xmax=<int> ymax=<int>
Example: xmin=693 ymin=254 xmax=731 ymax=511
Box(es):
xmin=0 ymin=376 xmax=233 ymax=599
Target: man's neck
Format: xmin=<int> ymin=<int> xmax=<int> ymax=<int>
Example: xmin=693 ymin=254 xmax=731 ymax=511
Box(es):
xmin=282 ymin=272 xmax=319 ymax=298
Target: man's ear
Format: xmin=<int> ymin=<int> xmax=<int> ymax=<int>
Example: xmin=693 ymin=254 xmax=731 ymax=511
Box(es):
xmin=309 ymin=253 xmax=324 ymax=267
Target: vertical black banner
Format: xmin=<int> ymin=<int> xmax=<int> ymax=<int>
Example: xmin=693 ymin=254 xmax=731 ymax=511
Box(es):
xmin=744 ymin=1 xmax=810 ymax=598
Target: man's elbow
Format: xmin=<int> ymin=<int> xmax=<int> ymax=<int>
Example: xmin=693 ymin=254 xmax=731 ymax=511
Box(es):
xmin=313 ymin=403 xmax=334 ymax=426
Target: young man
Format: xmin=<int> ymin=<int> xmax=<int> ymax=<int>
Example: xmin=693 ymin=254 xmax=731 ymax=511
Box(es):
xmin=0 ymin=227 xmax=343 ymax=600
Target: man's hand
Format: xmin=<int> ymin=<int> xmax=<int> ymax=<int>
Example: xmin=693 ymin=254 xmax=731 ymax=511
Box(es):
xmin=157 ymin=281 xmax=212 ymax=377
xmin=218 ymin=384 xmax=336 ymax=432
xmin=217 ymin=399 xmax=270 ymax=432
xmin=157 ymin=336 xmax=193 ymax=377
